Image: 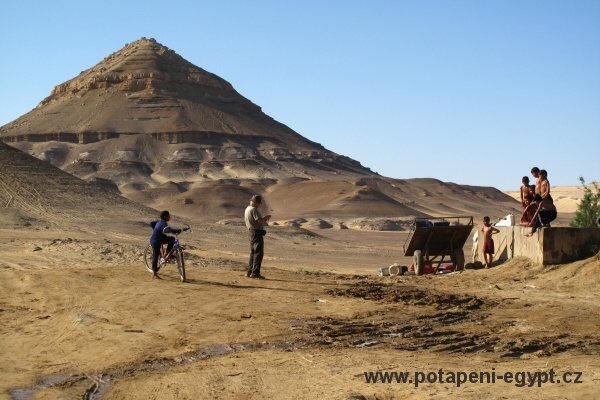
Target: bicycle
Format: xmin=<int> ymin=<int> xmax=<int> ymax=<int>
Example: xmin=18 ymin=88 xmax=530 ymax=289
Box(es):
xmin=144 ymin=226 xmax=188 ymax=282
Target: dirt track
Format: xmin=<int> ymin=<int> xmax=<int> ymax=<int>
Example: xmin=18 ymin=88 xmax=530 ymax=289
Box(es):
xmin=1 ymin=223 xmax=598 ymax=399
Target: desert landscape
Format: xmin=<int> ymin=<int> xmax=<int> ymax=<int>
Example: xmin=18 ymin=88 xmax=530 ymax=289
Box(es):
xmin=1 ymin=38 xmax=598 ymax=399
xmin=1 ymin=142 xmax=599 ymax=400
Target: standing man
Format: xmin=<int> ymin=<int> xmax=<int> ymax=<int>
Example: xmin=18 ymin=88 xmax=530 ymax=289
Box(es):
xmin=244 ymin=195 xmax=271 ymax=279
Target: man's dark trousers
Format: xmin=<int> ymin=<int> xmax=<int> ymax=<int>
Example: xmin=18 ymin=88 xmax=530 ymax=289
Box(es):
xmin=248 ymin=229 xmax=264 ymax=276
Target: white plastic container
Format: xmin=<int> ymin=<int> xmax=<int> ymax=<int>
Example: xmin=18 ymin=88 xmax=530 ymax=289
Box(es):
xmin=378 ymin=264 xmax=400 ymax=276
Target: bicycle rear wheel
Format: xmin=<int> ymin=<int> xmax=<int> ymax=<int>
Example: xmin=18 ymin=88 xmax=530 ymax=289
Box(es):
xmin=144 ymin=244 xmax=162 ymax=273
xmin=176 ymin=249 xmax=185 ymax=282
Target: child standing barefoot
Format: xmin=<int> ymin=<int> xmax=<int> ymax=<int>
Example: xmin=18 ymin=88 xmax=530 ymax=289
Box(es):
xmin=482 ymin=216 xmax=500 ymax=269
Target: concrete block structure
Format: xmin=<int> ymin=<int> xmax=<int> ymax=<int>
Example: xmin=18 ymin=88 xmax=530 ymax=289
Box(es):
xmin=475 ymin=227 xmax=600 ymax=265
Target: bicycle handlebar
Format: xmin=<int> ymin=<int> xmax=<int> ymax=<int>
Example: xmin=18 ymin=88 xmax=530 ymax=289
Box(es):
xmin=174 ymin=224 xmax=191 ymax=236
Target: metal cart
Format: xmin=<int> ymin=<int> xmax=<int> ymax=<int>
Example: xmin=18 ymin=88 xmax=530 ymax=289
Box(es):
xmin=403 ymin=216 xmax=474 ymax=275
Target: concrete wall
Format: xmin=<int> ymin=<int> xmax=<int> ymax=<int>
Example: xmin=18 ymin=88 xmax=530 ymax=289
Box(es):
xmin=474 ymin=227 xmax=600 ymax=265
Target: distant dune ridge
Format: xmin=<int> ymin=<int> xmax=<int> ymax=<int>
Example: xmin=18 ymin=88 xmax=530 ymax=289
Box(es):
xmin=1 ymin=37 xmax=521 ymax=223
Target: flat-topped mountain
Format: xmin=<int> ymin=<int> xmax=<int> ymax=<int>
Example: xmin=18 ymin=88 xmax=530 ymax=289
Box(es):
xmin=0 ymin=38 xmax=520 ymax=222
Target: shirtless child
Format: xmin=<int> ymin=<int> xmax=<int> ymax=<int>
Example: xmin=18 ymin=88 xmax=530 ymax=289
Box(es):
xmin=482 ymin=216 xmax=500 ymax=269
xmin=525 ymin=194 xmax=557 ymax=237
xmin=520 ymin=194 xmax=536 ymax=226
xmin=531 ymin=167 xmax=541 ymax=194
xmin=538 ymin=169 xmax=553 ymax=203
xmin=520 ymin=176 xmax=535 ymax=210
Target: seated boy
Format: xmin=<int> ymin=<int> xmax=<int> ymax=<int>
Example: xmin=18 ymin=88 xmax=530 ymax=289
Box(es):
xmin=525 ymin=194 xmax=557 ymax=237
xmin=519 ymin=194 xmax=536 ymax=226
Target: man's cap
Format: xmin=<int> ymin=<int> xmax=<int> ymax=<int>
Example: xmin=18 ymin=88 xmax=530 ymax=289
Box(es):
xmin=251 ymin=195 xmax=262 ymax=204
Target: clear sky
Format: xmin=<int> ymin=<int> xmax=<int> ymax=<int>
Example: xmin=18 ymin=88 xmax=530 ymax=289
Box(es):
xmin=1 ymin=1 xmax=598 ymax=191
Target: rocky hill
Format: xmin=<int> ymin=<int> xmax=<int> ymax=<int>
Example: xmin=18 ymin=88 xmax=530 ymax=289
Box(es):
xmin=0 ymin=38 xmax=520 ymax=222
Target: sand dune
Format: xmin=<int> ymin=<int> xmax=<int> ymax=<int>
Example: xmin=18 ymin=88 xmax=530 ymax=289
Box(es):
xmin=0 ymin=142 xmax=156 ymax=229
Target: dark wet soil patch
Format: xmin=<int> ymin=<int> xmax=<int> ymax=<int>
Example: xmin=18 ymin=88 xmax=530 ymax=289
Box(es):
xmin=290 ymin=281 xmax=497 ymax=353
xmin=327 ymin=281 xmax=487 ymax=310
xmin=11 ymin=341 xmax=301 ymax=400
xmin=297 ymin=280 xmax=600 ymax=358
xmin=291 ymin=307 xmax=492 ymax=353
xmin=496 ymin=335 xmax=592 ymax=358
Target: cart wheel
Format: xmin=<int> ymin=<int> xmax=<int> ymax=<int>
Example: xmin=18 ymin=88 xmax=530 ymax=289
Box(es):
xmin=452 ymin=248 xmax=465 ymax=271
xmin=414 ymin=250 xmax=424 ymax=276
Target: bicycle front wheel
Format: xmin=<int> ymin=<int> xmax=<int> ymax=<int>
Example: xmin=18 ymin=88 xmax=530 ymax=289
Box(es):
xmin=176 ymin=249 xmax=186 ymax=282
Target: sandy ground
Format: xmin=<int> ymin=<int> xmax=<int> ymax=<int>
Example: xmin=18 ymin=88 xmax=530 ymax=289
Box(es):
xmin=1 ymin=221 xmax=598 ymax=400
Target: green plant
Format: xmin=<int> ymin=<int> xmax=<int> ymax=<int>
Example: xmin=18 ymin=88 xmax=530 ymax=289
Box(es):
xmin=570 ymin=177 xmax=600 ymax=228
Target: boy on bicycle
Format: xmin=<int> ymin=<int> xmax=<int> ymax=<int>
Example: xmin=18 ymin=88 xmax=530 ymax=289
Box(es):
xmin=150 ymin=210 xmax=188 ymax=279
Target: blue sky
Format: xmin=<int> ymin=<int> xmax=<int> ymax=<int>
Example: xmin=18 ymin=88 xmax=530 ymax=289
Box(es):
xmin=1 ymin=0 xmax=598 ymax=191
